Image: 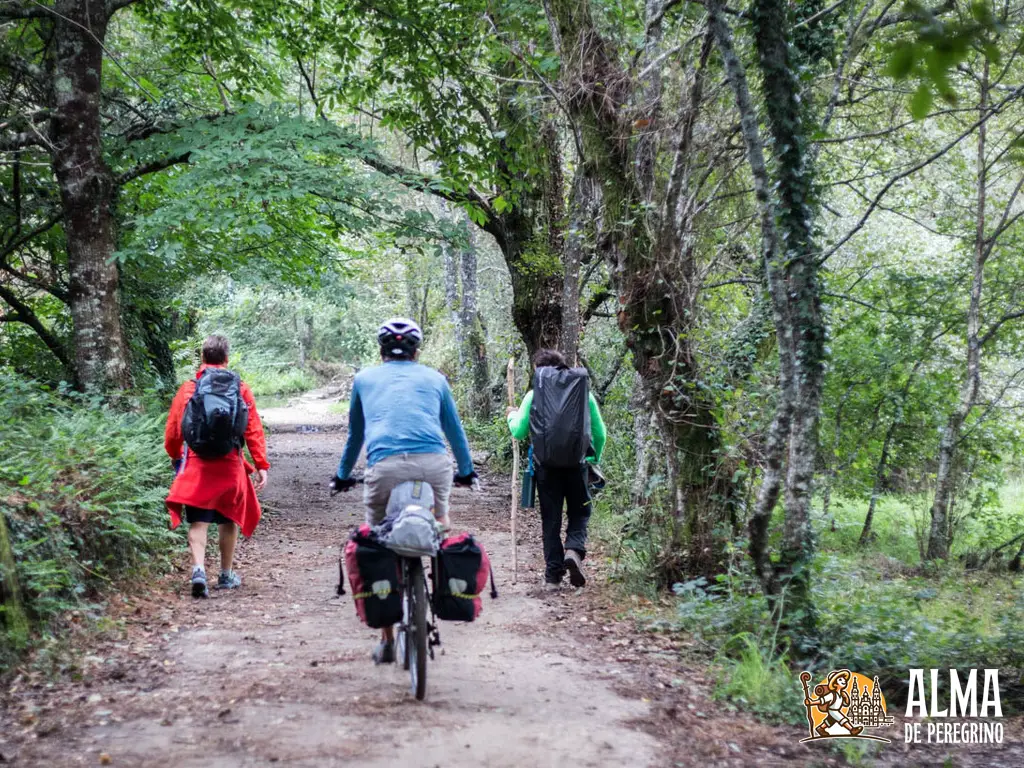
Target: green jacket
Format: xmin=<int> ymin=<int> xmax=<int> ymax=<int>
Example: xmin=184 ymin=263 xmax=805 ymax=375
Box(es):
xmin=506 ymin=389 xmax=606 ymax=463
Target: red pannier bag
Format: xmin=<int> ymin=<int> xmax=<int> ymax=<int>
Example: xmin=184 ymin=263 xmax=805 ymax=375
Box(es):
xmin=343 ymin=524 xmax=402 ymax=628
xmin=432 ymin=533 xmax=496 ymax=622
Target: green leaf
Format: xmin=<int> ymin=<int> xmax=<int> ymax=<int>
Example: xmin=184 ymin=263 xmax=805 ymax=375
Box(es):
xmin=910 ymin=84 xmax=933 ymax=120
xmin=886 ymin=43 xmax=917 ymax=80
xmin=971 ymin=0 xmax=993 ymax=25
xmin=493 ymin=195 xmax=509 ymax=214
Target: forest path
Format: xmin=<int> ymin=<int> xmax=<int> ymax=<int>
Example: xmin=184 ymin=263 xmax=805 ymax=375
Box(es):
xmin=7 ymin=389 xmax=1021 ymax=767
xmin=2 ymin=390 xmax=660 ymax=767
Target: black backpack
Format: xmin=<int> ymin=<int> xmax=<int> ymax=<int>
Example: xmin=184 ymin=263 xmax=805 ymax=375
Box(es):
xmin=181 ymin=368 xmax=249 ymax=458
xmin=529 ymin=366 xmax=591 ymax=468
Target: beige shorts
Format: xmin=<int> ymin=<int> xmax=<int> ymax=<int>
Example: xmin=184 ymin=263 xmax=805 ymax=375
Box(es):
xmin=363 ymin=452 xmax=453 ymax=525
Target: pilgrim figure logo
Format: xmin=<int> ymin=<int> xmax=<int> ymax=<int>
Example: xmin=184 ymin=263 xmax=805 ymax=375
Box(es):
xmin=799 ymin=669 xmax=894 ymax=744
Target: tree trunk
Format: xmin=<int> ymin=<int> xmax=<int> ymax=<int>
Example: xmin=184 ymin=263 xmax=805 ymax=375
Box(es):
xmin=560 ymin=171 xmax=597 ymax=364
xmin=927 ymin=62 xmax=989 ymax=562
xmin=860 ymin=365 xmax=921 ymax=545
xmin=820 ymin=383 xmax=856 ymax=523
xmin=859 ymin=419 xmax=895 ymax=547
xmin=51 ymin=0 xmax=130 ymax=390
xmin=630 ymin=373 xmax=661 ymax=505
xmin=460 ymin=224 xmax=490 ymax=418
xmin=711 ymin=0 xmax=822 ymax=648
xmin=443 ymin=231 xmax=464 ymax=356
xmin=753 ymin=0 xmax=825 ymax=647
xmin=545 ymin=0 xmax=732 ymax=579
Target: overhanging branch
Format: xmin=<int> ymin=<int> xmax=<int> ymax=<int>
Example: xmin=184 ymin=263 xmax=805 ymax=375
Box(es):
xmin=359 ymin=152 xmax=503 ymax=246
xmin=0 ymin=281 xmax=70 ymax=368
xmin=116 ymin=152 xmax=191 ymax=185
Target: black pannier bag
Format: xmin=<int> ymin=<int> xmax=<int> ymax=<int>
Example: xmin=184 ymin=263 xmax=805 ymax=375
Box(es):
xmin=344 ymin=525 xmax=402 ymax=628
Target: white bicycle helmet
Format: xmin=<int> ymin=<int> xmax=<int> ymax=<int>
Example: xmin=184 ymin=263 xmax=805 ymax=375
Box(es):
xmin=378 ymin=317 xmax=423 ymax=358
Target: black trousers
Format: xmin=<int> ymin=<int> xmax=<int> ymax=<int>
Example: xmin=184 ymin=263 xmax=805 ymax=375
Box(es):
xmin=535 ymin=464 xmax=591 ymax=582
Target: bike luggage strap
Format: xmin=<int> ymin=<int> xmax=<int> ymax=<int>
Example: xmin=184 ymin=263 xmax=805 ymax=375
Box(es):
xmin=336 ymin=558 xmax=346 ymax=595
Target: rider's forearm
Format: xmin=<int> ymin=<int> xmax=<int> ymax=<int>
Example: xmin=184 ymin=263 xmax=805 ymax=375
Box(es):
xmin=446 ymin=426 xmax=475 ymax=477
xmin=336 ymin=394 xmax=365 ymax=478
xmin=336 ymin=437 xmax=362 ymax=479
xmin=440 ymin=385 xmax=475 ymax=476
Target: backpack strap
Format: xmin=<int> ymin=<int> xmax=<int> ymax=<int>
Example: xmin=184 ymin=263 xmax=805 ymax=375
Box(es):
xmin=489 ymin=563 xmax=498 ymax=599
xmin=336 ymin=557 xmax=346 ymax=596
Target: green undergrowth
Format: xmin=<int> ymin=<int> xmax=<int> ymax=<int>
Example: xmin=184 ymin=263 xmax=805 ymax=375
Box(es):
xmin=591 ymin=484 xmax=1024 ymax=727
xmin=0 ymin=372 xmax=176 ymax=674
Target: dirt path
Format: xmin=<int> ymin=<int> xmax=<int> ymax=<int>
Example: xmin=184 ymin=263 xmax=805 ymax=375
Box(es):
xmin=5 ymin=388 xmax=1024 ymax=767
xmin=1 ymin=390 xmax=656 ymax=767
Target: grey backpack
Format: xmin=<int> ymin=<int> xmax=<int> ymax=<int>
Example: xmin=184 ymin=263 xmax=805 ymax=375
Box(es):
xmin=181 ymin=368 xmax=248 ymax=458
xmin=382 ymin=481 xmax=440 ymax=557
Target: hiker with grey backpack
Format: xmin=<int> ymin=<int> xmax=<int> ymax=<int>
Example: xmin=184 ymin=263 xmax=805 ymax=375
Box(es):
xmin=507 ymin=349 xmax=607 ymax=589
xmin=165 ymin=334 xmax=270 ymax=598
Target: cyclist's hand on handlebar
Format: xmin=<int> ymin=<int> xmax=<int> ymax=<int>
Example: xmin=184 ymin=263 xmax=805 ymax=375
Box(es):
xmin=329 ymin=475 xmax=358 ymax=495
xmin=453 ymin=471 xmax=480 ymax=490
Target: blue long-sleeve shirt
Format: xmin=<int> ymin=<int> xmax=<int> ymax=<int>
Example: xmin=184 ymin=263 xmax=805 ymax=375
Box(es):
xmin=335 ymin=361 xmax=474 ymax=479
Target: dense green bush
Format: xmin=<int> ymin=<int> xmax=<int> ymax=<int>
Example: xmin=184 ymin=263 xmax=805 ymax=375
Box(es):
xmin=0 ymin=372 xmax=175 ymax=672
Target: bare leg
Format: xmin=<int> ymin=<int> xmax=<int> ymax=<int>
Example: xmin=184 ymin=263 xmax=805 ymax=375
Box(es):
xmin=382 ymin=626 xmax=395 ymax=643
xmin=218 ymin=522 xmax=238 ymax=572
xmin=188 ymin=523 xmax=209 ymax=570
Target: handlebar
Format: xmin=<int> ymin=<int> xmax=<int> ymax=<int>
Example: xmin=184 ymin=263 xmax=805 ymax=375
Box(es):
xmin=329 ymin=475 xmax=480 ymax=496
xmin=329 ymin=476 xmax=364 ymax=497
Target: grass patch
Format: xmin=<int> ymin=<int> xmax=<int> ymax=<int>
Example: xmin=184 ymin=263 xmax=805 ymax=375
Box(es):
xmin=713 ymin=633 xmax=806 ymax=724
xmin=233 ymin=364 xmax=318 ymax=398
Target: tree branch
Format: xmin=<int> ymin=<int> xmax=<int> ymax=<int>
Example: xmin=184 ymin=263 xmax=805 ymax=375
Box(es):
xmin=0 ymin=281 xmax=70 ymax=368
xmin=359 ymin=152 xmax=503 ymax=245
xmin=981 ymin=173 xmax=1024 ymax=261
xmin=123 ymin=110 xmax=230 ymax=143
xmin=821 ymin=85 xmax=1024 ymax=263
xmin=297 ymin=56 xmax=323 ymax=119
xmin=0 ymin=130 xmax=50 ymax=153
xmin=595 ymin=347 xmax=627 ymax=404
xmin=581 ymin=285 xmax=612 ymax=323
xmin=116 ymin=152 xmax=190 ymax=185
xmin=979 ymin=309 xmax=1024 ymax=348
xmin=0 ymin=213 xmax=60 ymax=261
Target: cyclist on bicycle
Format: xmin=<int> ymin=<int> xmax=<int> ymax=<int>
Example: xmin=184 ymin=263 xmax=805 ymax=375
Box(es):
xmin=330 ymin=317 xmax=478 ymax=664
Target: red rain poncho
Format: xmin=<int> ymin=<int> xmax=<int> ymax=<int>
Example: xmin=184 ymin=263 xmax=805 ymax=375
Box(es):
xmin=164 ymin=365 xmax=270 ymax=537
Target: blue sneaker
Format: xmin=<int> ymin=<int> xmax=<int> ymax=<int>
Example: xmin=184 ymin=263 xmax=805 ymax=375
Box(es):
xmin=215 ymin=570 xmax=242 ymax=590
xmin=191 ymin=566 xmax=208 ymax=598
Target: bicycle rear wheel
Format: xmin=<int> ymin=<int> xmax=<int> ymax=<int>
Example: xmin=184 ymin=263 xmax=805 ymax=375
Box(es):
xmin=408 ymin=558 xmax=428 ymax=700
xmin=398 ymin=560 xmax=412 ymax=671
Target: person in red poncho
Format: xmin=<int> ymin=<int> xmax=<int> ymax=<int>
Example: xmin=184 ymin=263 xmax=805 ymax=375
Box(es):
xmin=165 ymin=334 xmax=270 ymax=598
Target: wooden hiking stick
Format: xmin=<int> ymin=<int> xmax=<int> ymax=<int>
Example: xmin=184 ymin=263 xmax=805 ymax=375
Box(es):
xmin=799 ymin=672 xmax=814 ymax=738
xmin=506 ymin=357 xmax=519 ymax=583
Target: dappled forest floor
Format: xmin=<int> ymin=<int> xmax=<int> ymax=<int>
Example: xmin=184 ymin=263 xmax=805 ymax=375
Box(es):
xmin=1 ymin=390 xmax=1022 ymax=767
